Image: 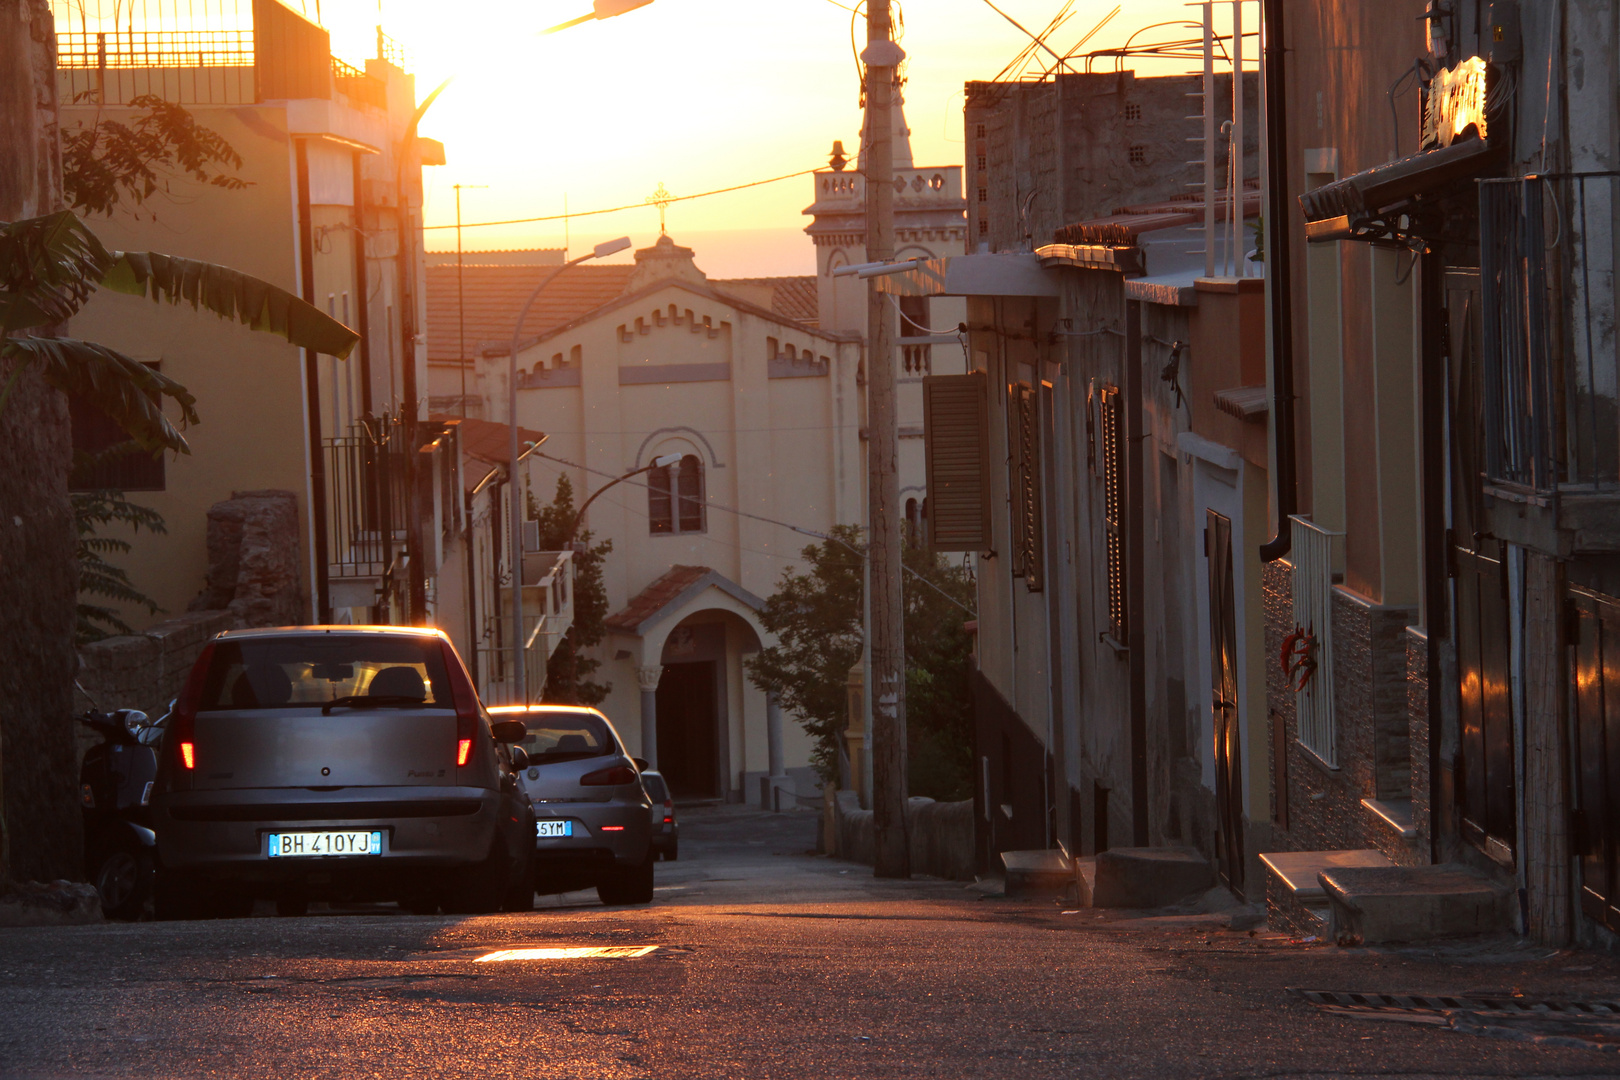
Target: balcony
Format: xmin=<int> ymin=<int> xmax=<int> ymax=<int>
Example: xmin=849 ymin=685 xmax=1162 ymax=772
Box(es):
xmin=1479 ymin=174 xmax=1620 ymax=555
xmin=480 ymin=550 xmax=574 ymax=706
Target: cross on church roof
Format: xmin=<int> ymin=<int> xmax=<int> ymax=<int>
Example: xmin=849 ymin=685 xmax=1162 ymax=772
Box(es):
xmin=646 ymin=182 xmax=674 ymax=234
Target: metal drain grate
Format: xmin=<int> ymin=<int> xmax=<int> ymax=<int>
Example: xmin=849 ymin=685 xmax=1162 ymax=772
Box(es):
xmin=1296 ymin=989 xmax=1620 ymax=1052
xmin=1298 ymin=989 xmax=1620 ymax=1015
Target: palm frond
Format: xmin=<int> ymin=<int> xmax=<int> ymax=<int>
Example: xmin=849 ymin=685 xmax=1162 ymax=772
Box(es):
xmin=0 ymin=210 xmax=116 ymax=332
xmin=3 ymin=336 xmax=196 ymax=453
xmin=101 ymin=250 xmax=359 ymax=359
xmin=71 ymin=482 xmax=170 ymax=535
xmin=78 ymin=603 xmax=135 ymax=643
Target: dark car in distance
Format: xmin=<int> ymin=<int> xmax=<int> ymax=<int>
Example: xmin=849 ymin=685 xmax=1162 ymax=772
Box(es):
xmin=149 ymin=626 xmax=534 ymax=918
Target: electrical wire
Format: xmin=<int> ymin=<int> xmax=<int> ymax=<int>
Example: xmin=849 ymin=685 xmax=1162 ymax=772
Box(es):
xmin=532 ymin=449 xmax=978 ymax=616
xmin=423 ymin=167 xmax=821 ymax=232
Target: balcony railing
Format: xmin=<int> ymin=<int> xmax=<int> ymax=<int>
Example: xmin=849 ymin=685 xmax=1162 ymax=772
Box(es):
xmin=1481 ymin=174 xmax=1620 ymax=494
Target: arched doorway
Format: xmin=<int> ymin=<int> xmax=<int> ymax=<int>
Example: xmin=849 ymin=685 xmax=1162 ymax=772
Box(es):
xmin=653 ymin=612 xmax=764 ymax=800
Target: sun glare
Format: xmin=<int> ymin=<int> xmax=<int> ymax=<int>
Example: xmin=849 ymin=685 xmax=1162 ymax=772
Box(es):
xmin=474 ymin=946 xmax=660 ymax=962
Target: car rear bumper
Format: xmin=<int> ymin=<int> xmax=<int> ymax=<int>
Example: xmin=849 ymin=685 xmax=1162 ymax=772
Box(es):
xmin=531 ymin=799 xmax=649 ymax=867
xmin=153 ymin=786 xmax=499 ymax=880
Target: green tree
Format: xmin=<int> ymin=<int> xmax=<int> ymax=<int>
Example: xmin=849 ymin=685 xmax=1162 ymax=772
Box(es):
xmin=71 ymin=451 xmax=168 ymax=644
xmin=746 ymin=525 xmax=866 ymax=784
xmin=527 ymin=474 xmax=613 ymax=705
xmin=746 ymin=526 xmax=978 ymax=798
xmin=62 ymin=94 xmax=250 ymax=219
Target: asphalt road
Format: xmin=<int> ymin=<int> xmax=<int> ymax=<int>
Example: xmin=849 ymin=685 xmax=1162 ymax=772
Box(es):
xmin=5 ymin=804 xmax=1620 ymax=1079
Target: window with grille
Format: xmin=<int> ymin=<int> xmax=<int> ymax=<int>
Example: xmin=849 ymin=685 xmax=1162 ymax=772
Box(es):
xmin=1290 ymin=515 xmax=1341 ymax=766
xmin=922 ymin=372 xmax=990 ymax=551
xmin=976 ymin=154 xmax=986 ymax=170
xmin=648 ymin=454 xmax=705 ymax=534
xmin=1128 ymin=145 xmax=1147 ymax=166
xmin=69 ymin=361 xmax=165 ymax=492
xmin=1099 ymin=384 xmax=1124 ymax=639
xmin=1124 ymin=102 xmax=1141 ymax=121
xmin=978 ymin=188 xmax=987 ymax=203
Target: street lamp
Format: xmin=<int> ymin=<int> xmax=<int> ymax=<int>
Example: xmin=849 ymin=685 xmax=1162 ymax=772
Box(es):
xmin=542 ymin=0 xmax=656 ymax=34
xmin=565 ymin=454 xmax=682 ymax=547
xmin=507 ymin=236 xmax=633 ymax=705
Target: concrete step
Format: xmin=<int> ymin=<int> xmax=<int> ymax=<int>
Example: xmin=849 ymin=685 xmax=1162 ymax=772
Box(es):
xmin=1259 ymin=849 xmax=1392 ymax=937
xmin=1000 ymin=849 xmax=1073 ymax=899
xmin=1320 ymin=863 xmax=1515 ymax=945
xmin=1091 ymin=846 xmax=1214 ymax=908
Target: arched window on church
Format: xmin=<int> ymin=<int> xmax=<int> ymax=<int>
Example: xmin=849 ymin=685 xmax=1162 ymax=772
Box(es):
xmin=649 ymin=454 xmax=706 ymax=535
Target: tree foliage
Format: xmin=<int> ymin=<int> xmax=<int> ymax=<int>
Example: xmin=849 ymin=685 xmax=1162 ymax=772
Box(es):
xmin=70 ymin=449 xmax=167 ymax=644
xmin=746 ymin=526 xmax=866 ymax=785
xmin=528 ymin=475 xmax=613 ymax=705
xmin=746 ymin=526 xmax=978 ymax=798
xmin=63 ymin=94 xmax=250 ymax=218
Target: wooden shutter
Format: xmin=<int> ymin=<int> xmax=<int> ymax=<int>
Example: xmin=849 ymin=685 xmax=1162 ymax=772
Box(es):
xmin=923 ymin=372 xmax=990 ymax=551
xmin=1100 ymin=384 xmax=1126 ymax=641
xmin=1008 ymin=382 xmax=1042 ymax=591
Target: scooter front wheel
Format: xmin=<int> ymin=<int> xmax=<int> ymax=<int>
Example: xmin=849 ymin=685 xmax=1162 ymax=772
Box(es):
xmin=94 ymin=844 xmax=153 ymax=920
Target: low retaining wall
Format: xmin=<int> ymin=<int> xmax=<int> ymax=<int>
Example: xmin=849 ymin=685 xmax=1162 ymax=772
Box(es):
xmin=824 ymin=790 xmax=976 ymax=881
xmin=72 ymin=611 xmax=234 ymax=752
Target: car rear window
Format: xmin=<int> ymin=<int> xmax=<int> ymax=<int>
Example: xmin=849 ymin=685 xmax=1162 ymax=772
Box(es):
xmin=198 ymin=636 xmax=455 ymax=711
xmin=642 ymin=773 xmax=669 ymax=801
xmin=516 ymin=712 xmax=617 ymax=762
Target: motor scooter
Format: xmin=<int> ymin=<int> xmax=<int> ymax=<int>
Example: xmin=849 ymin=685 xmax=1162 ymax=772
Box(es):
xmin=77 ymin=693 xmax=166 ymax=919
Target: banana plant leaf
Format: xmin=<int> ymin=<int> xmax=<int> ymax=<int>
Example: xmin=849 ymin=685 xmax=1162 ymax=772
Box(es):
xmin=1 ymin=335 xmax=196 ymax=453
xmin=0 ymin=210 xmax=115 ymax=332
xmin=101 ymin=250 xmax=359 ymax=359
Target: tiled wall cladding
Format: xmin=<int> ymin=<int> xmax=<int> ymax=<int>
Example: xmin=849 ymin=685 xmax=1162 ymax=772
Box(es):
xmin=1263 ymin=561 xmax=1426 ymax=868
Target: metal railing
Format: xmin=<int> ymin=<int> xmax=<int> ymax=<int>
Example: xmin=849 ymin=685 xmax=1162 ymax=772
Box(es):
xmin=1480 ymin=173 xmax=1620 ymax=493
xmin=476 ymin=613 xmax=550 ymax=707
xmin=323 ymin=415 xmax=408 ymax=581
xmin=1290 ymin=515 xmax=1341 ymax=768
xmin=57 ymin=29 xmax=255 ymax=103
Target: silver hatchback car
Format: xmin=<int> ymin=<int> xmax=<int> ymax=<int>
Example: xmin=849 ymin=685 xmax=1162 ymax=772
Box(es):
xmin=150 ymin=627 xmax=535 ymax=918
xmin=489 ymin=704 xmax=654 ymax=905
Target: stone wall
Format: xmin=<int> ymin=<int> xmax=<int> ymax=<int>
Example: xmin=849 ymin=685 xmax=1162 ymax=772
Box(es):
xmin=1406 ymin=627 xmax=1431 ymax=850
xmin=826 ymin=790 xmax=977 ymax=881
xmin=73 ymin=611 xmax=233 ymax=754
xmin=186 ymin=490 xmax=304 ymax=627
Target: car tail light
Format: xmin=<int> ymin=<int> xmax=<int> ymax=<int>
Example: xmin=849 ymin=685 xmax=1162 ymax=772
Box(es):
xmin=438 ymin=639 xmax=482 ymax=768
xmin=600 ymin=825 xmax=625 ymax=832
xmin=580 ymin=765 xmax=636 ymax=787
xmin=663 ymin=816 xmax=673 ymax=824
xmin=170 ymin=642 xmax=214 ymax=772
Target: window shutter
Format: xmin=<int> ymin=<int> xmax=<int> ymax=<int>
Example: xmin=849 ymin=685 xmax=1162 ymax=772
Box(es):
xmin=1007 ymin=381 xmax=1042 ymax=589
xmin=923 ymin=372 xmax=990 ymax=551
xmin=1100 ymin=383 xmax=1125 ymax=640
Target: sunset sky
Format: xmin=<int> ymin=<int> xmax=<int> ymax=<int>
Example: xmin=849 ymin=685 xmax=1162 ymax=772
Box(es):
xmin=340 ymin=0 xmax=1198 ymax=277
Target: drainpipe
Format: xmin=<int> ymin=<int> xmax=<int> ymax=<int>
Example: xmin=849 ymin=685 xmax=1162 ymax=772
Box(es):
xmin=1258 ymin=0 xmax=1298 ymax=562
xmin=351 ymin=151 xmax=373 ymax=416
xmin=295 ymin=138 xmax=331 ymax=623
xmin=1420 ymin=244 xmax=1447 ymax=865
xmin=1125 ymin=298 xmax=1149 ymax=847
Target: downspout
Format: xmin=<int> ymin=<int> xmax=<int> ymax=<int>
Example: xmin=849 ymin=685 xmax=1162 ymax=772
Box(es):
xmin=351 ymin=151 xmax=373 ymax=416
xmin=295 ymin=138 xmax=331 ymax=623
xmin=1258 ymin=0 xmax=1298 ymax=562
xmin=1420 ymin=244 xmax=1447 ymax=865
xmin=1125 ymin=297 xmax=1149 ymax=846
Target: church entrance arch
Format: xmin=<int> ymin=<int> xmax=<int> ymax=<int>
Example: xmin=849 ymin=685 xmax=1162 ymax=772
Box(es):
xmin=653 ymin=612 xmax=763 ymax=800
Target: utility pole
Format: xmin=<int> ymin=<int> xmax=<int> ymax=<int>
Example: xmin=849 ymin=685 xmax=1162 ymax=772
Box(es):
xmin=453 ymin=183 xmax=486 ymax=419
xmin=863 ymin=0 xmax=909 ymax=878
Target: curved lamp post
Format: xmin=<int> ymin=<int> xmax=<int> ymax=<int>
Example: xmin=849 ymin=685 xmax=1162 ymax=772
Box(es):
xmin=565 ymin=453 xmax=681 ymax=547
xmin=508 ymin=236 xmax=632 ymax=704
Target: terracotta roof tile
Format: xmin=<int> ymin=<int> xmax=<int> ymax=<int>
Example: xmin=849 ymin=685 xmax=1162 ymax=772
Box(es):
xmin=426 ymin=264 xmax=636 ymax=363
xmin=713 ymin=275 xmax=819 ymax=328
xmin=605 ymin=564 xmax=713 ymax=634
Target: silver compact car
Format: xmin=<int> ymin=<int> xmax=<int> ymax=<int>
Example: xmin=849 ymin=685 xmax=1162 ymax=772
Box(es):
xmin=490 ymin=704 xmax=654 ymax=906
xmin=150 ymin=627 xmax=535 ymax=918
xmin=639 ymin=769 xmax=678 ymax=861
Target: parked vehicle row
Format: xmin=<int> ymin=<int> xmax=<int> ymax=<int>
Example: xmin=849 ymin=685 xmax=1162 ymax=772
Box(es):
xmin=82 ymin=625 xmax=666 ymax=920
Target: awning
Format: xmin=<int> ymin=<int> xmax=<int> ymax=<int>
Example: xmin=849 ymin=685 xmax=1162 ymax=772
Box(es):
xmin=870 ymin=253 xmax=1060 ymax=298
xmin=1300 ymin=136 xmax=1502 ymax=243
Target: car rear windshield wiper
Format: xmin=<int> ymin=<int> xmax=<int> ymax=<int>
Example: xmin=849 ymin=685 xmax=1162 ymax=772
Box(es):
xmin=321 ymin=694 xmax=427 ymax=715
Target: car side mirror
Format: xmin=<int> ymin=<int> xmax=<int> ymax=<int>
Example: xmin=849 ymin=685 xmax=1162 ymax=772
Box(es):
xmin=491 ymin=720 xmax=527 ymax=744
xmin=632 ymin=757 xmax=650 ymax=773
xmin=509 ymin=746 xmax=531 ymax=770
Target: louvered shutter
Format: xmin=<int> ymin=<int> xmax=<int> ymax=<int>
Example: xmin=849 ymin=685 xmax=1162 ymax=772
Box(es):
xmin=923 ymin=372 xmax=990 ymax=551
xmin=1100 ymin=384 xmax=1126 ymax=640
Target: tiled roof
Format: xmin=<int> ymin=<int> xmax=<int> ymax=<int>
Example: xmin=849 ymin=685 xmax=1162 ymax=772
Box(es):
xmin=425 ymin=264 xmax=637 ymax=363
xmin=431 ymin=416 xmax=546 ymax=491
xmin=713 ymin=275 xmax=819 ymax=328
xmin=604 ymin=565 xmax=714 ymax=634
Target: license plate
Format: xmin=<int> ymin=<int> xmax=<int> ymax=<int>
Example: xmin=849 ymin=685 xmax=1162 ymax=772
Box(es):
xmin=267 ymin=831 xmax=383 ymax=857
xmin=536 ymin=820 xmax=573 ymax=838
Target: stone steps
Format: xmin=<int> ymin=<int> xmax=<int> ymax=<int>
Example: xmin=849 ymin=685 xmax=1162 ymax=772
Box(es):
xmin=1000 ymin=849 xmax=1074 ymax=899
xmin=1259 ymin=849 xmax=1392 ymax=938
xmin=1321 ymin=864 xmax=1515 ymax=944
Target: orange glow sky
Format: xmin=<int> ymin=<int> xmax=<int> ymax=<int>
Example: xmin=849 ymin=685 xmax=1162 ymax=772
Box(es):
xmin=329 ymin=0 xmax=1203 ymax=276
